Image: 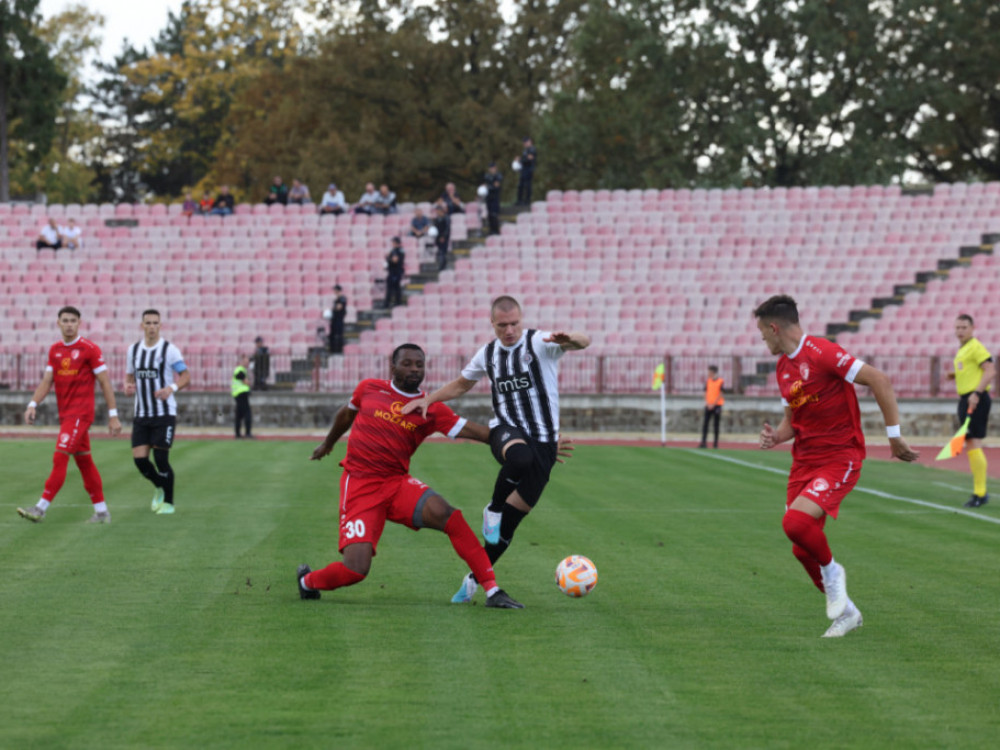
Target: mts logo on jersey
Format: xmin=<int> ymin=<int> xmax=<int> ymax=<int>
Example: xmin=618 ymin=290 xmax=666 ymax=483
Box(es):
xmin=495 ymin=372 xmax=532 ymax=394
xmin=135 ymin=369 xmax=160 ymax=379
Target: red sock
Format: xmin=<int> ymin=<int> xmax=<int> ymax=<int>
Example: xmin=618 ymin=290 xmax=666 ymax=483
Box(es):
xmin=782 ymin=510 xmax=832 ymax=581
xmin=305 ymin=562 xmax=366 ymax=591
xmin=444 ymin=510 xmax=497 ymax=591
xmin=73 ymin=453 xmax=104 ymax=504
xmin=42 ymin=452 xmax=71 ymax=501
xmin=792 ymin=544 xmax=825 ymax=592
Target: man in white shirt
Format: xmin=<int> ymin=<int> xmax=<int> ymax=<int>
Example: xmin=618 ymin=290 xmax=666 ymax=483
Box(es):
xmin=318 ymin=183 xmax=347 ymax=216
xmin=36 ymin=219 xmax=62 ymax=251
xmin=59 ymin=218 xmax=83 ymax=250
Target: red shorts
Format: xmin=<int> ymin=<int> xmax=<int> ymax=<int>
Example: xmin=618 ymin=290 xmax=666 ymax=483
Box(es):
xmin=786 ymin=457 xmax=861 ymax=519
xmin=337 ymin=472 xmax=435 ymax=554
xmin=56 ymin=418 xmax=92 ymax=453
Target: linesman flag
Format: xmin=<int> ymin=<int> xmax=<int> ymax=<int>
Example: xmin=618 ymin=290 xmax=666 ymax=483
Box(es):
xmin=935 ymin=414 xmax=971 ymax=461
xmin=652 ymin=363 xmax=665 ymax=390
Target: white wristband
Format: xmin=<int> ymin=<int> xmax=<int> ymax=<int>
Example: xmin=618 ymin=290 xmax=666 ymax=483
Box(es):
xmin=28 ymin=400 xmax=37 ymax=409
xmin=108 ymin=409 xmax=119 ymax=418
xmin=886 ymin=425 xmax=901 ymax=438
xmin=169 ymin=383 xmax=179 ymax=392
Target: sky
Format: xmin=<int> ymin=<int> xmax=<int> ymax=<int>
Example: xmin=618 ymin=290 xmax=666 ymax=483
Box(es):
xmin=39 ymin=0 xmax=184 ymax=63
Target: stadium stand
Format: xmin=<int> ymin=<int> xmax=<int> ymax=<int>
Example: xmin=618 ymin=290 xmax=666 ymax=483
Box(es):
xmin=1 ymin=182 xmax=998 ymax=395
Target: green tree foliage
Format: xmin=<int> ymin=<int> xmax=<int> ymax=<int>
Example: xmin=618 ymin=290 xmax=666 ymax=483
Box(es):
xmin=0 ymin=0 xmax=67 ymax=201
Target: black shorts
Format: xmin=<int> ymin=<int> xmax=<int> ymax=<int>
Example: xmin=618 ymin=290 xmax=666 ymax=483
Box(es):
xmin=958 ymin=391 xmax=992 ymax=440
xmin=131 ymin=416 xmax=177 ymax=449
xmin=489 ymin=425 xmax=558 ymax=504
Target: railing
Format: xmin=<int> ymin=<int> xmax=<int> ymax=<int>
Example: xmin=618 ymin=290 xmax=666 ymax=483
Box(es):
xmin=2 ymin=350 xmax=992 ymax=398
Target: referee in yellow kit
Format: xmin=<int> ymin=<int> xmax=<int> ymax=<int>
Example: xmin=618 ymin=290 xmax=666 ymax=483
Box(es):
xmin=948 ymin=315 xmax=995 ymax=507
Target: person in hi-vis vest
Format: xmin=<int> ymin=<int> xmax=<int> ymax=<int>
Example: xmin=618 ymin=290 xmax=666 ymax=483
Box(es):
xmin=233 ymin=355 xmax=253 ymax=439
xmin=699 ymin=365 xmax=725 ymax=449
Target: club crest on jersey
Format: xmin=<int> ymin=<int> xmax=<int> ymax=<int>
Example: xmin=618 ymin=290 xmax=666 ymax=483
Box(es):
xmin=806 ymin=478 xmax=830 ymax=496
xmin=799 ymin=364 xmax=810 ymax=381
xmin=71 ymin=350 xmax=80 ymax=360
xmin=522 ymin=352 xmax=533 ymax=365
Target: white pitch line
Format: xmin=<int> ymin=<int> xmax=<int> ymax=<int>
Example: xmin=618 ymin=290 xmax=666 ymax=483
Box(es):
xmin=932 ymin=481 xmax=970 ymax=494
xmin=688 ymin=450 xmax=1000 ymax=526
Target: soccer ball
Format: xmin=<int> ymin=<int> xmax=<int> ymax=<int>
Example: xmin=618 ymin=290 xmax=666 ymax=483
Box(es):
xmin=555 ymin=555 xmax=598 ymax=597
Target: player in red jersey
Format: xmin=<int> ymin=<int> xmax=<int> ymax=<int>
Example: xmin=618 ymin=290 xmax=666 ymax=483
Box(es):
xmin=18 ymin=306 xmax=122 ymax=524
xmin=754 ymin=295 xmax=919 ymax=637
xmin=297 ymin=343 xmax=526 ymax=608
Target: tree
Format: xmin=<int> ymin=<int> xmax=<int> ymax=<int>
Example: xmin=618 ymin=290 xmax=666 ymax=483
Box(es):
xmin=0 ymin=0 xmax=67 ymax=201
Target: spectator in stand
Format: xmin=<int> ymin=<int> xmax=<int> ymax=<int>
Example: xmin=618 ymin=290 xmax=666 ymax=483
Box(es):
xmin=288 ymin=179 xmax=311 ymax=205
xmin=59 ymin=218 xmax=83 ymax=250
xmin=264 ymin=176 xmax=289 ymax=206
xmin=385 ymin=236 xmax=406 ymax=309
xmin=354 ymin=182 xmax=379 ymax=215
xmin=483 ymin=162 xmax=503 ymax=235
xmin=36 ymin=219 xmax=62 ymax=251
xmin=409 ymin=207 xmax=430 ymax=241
xmin=440 ymin=182 xmax=466 ymax=214
xmin=318 ymin=183 xmax=347 ymax=216
xmin=252 ymin=336 xmax=270 ymax=390
xmin=210 ymin=185 xmax=235 ymax=216
xmin=181 ymin=192 xmax=198 ymax=218
xmin=373 ymin=183 xmax=398 ymax=215
xmin=516 ymin=136 xmax=537 ymax=206
xmin=432 ymin=204 xmax=451 ymax=271
xmin=328 ymin=284 xmax=348 ymax=354
xmin=198 ymin=190 xmax=214 ymax=215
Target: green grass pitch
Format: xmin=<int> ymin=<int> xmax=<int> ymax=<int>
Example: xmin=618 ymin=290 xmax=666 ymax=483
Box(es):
xmin=2 ymin=437 xmax=999 ymax=749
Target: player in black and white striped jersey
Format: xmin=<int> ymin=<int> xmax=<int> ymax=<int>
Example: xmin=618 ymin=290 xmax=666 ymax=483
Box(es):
xmin=403 ymin=295 xmax=589 ymax=603
xmin=124 ymin=309 xmax=191 ymax=515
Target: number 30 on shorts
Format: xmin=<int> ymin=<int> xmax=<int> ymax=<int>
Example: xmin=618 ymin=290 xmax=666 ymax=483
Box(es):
xmin=343 ymin=520 xmax=366 ymax=539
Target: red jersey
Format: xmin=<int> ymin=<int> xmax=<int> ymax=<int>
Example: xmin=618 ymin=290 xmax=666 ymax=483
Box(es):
xmin=775 ymin=335 xmax=866 ymax=465
xmin=46 ymin=336 xmax=108 ymax=422
xmin=342 ymin=379 xmax=467 ymax=477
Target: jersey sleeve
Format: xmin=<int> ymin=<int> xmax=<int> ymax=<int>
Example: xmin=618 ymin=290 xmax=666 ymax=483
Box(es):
xmin=125 ymin=344 xmax=135 ymax=374
xmin=427 ymin=402 xmax=466 ymax=438
xmin=166 ymin=343 xmax=188 ymax=373
xmin=461 ymin=346 xmax=488 ymax=381
xmin=534 ymin=330 xmax=567 ymax=361
xmin=972 ymin=340 xmax=993 ymax=366
xmin=816 ymin=339 xmax=864 ymax=383
xmin=88 ymin=341 xmax=108 ymax=375
xmin=349 ymin=380 xmax=370 ymax=410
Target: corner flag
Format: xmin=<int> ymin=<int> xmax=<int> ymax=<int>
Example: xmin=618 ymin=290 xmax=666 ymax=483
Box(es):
xmin=652 ymin=363 xmax=665 ymax=391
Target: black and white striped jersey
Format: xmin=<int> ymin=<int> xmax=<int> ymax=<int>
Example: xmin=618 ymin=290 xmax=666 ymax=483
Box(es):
xmin=462 ymin=329 xmax=565 ymax=442
xmin=126 ymin=339 xmax=187 ymax=418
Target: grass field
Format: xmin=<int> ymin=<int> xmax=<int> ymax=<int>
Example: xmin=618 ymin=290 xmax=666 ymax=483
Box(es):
xmin=2 ymin=437 xmax=999 ymax=749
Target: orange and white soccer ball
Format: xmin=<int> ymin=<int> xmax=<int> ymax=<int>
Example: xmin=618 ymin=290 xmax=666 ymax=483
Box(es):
xmin=555 ymin=555 xmax=598 ymax=597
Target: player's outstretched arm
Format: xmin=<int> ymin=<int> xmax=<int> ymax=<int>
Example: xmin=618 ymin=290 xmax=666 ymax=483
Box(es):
xmin=24 ymin=371 xmax=54 ymax=426
xmin=544 ymin=331 xmax=590 ymax=350
xmin=95 ymin=370 xmax=122 ymax=436
xmin=311 ymin=404 xmax=356 ymax=460
xmin=456 ymin=420 xmax=490 ymax=443
xmin=401 ymin=376 xmax=477 ymax=417
xmin=854 ymin=364 xmax=919 ymax=462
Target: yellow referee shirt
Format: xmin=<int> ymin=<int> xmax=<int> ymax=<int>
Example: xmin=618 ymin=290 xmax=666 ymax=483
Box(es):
xmin=954 ymin=337 xmax=992 ymax=395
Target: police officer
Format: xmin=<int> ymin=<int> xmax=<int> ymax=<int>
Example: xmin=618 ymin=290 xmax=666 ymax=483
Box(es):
xmin=233 ymin=354 xmax=253 ymax=439
xmin=484 ymin=162 xmax=503 ymax=235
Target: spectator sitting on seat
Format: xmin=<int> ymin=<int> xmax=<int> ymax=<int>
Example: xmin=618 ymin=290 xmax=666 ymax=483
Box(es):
xmin=409 ymin=207 xmax=430 ymax=239
xmin=318 ymin=183 xmax=347 ymax=216
xmin=264 ymin=176 xmax=289 ymax=206
xmin=59 ymin=218 xmax=83 ymax=250
xmin=182 ymin=192 xmax=198 ymax=218
xmin=210 ymin=185 xmax=235 ymax=216
xmin=36 ymin=218 xmax=62 ymax=251
xmin=288 ymin=179 xmax=311 ymax=205
xmin=440 ymin=182 xmax=465 ymax=214
xmin=354 ymin=182 xmax=378 ymax=215
xmin=373 ymin=183 xmax=398 ymax=215
xmin=198 ymin=190 xmax=214 ymax=214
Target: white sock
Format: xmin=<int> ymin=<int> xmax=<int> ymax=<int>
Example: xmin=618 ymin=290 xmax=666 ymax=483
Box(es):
xmin=93 ymin=501 xmax=109 ymax=514
xmin=485 ymin=586 xmax=499 ymax=597
xmin=37 ymin=499 xmax=51 ymax=511
xmin=821 ymin=558 xmax=838 ymax=575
